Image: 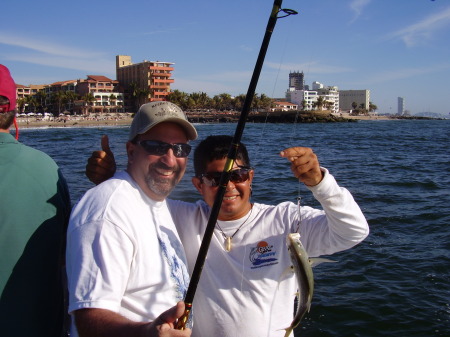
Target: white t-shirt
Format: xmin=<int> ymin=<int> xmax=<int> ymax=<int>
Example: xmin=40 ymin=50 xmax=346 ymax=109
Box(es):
xmin=66 ymin=171 xmax=189 ymax=337
xmin=169 ymin=168 xmax=369 ymax=337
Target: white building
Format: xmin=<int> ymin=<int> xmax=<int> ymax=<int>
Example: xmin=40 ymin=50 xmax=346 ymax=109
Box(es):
xmin=288 ymin=86 xmax=339 ymax=113
xmin=290 ymin=90 xmax=318 ymax=110
xmin=398 ymin=97 xmax=405 ymax=115
xmin=316 ymin=86 xmax=339 ymax=113
xmin=312 ymin=81 xmax=324 ymax=90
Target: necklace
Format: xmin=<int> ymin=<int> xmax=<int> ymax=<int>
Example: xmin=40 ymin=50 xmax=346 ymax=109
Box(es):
xmin=215 ymin=205 xmax=253 ymax=252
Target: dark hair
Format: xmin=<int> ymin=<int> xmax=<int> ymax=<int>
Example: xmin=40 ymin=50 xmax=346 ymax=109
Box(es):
xmin=0 ymin=95 xmax=10 ymax=106
xmin=194 ymin=135 xmax=251 ymax=176
xmin=0 ymin=110 xmax=15 ymax=130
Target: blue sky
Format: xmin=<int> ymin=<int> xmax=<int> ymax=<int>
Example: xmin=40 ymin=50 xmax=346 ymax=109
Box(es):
xmin=1 ymin=0 xmax=449 ymax=115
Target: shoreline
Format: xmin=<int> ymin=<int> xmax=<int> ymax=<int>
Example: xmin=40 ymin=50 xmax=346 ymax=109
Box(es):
xmin=16 ymin=113 xmax=437 ymax=129
xmin=16 ymin=116 xmax=134 ymax=129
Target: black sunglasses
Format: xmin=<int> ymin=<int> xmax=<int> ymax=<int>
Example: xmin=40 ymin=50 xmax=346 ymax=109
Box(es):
xmin=134 ymin=140 xmax=191 ymax=158
xmin=199 ymin=166 xmax=253 ymax=187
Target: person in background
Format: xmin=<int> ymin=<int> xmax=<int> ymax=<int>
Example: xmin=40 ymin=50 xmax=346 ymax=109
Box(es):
xmin=87 ymin=134 xmax=369 ymax=337
xmin=0 ymin=64 xmax=72 ymax=336
xmin=66 ymin=101 xmax=197 ymax=337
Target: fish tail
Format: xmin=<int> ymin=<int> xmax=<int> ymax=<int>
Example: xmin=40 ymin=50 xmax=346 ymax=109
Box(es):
xmin=283 ymin=327 xmax=293 ymax=337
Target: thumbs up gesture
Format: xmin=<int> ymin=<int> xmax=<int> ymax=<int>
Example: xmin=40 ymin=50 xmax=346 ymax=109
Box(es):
xmin=86 ymin=135 xmax=117 ymax=185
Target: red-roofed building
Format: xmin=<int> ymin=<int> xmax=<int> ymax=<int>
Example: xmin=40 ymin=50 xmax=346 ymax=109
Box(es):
xmin=76 ymin=75 xmax=119 ymax=95
xmin=271 ymin=101 xmax=298 ymax=112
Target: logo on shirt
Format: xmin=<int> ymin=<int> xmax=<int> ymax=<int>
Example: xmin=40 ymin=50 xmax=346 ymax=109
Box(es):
xmin=249 ymin=241 xmax=278 ymax=269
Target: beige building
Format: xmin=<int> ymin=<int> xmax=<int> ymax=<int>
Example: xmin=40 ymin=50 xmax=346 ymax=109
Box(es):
xmin=339 ymin=90 xmax=370 ymax=111
xmin=16 ymin=84 xmax=46 ymax=100
xmin=116 ymin=55 xmax=174 ymax=110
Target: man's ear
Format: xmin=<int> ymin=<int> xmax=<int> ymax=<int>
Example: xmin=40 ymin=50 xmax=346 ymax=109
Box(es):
xmin=126 ymin=141 xmax=136 ymax=164
xmin=192 ymin=176 xmax=203 ymax=195
xmin=248 ymin=169 xmax=255 ymax=184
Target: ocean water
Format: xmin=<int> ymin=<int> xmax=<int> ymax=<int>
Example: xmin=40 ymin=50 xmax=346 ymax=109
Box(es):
xmin=18 ymin=120 xmax=450 ymax=336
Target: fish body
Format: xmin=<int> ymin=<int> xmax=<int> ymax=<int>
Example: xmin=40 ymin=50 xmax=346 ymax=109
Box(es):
xmin=283 ymin=233 xmax=314 ymax=337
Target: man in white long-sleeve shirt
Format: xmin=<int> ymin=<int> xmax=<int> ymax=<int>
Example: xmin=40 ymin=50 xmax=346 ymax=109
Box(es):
xmin=169 ymin=135 xmax=369 ymax=337
xmin=87 ymin=134 xmax=369 ymax=337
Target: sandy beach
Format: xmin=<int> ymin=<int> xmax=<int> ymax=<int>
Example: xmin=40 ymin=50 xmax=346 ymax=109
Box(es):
xmin=16 ymin=115 xmax=134 ymax=129
xmin=16 ymin=112 xmax=391 ymax=129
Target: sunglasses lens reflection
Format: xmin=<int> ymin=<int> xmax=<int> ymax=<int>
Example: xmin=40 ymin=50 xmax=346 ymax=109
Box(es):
xmin=201 ymin=168 xmax=251 ymax=187
xmin=138 ymin=140 xmax=191 ymax=158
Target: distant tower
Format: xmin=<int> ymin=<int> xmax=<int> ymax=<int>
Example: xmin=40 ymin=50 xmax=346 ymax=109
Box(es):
xmin=398 ymin=97 xmax=405 ymax=115
xmin=289 ymin=71 xmax=305 ymax=90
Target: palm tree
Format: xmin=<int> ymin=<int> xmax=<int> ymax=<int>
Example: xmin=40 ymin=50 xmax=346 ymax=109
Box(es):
xmin=35 ymin=90 xmax=47 ymax=113
xmin=251 ymin=94 xmax=260 ymax=112
xmin=188 ymin=92 xmax=210 ymax=110
xmin=52 ymin=91 xmax=67 ymax=115
xmin=82 ymin=93 xmax=96 ymax=115
xmin=258 ymin=94 xmax=273 ymax=111
xmin=233 ymin=94 xmax=246 ymax=111
xmin=197 ymin=92 xmax=210 ymax=109
xmin=64 ymin=91 xmax=79 ymax=114
xmin=314 ymin=96 xmax=325 ymax=111
xmin=129 ymin=82 xmax=140 ymax=112
xmin=324 ymin=100 xmax=334 ymax=111
xmin=211 ymin=95 xmax=222 ymax=111
xmin=109 ymin=94 xmax=117 ymax=112
xmin=301 ymin=99 xmax=307 ymax=111
xmin=216 ymin=93 xmax=233 ymax=111
xmin=137 ymin=88 xmax=151 ymax=107
xmin=167 ymin=90 xmax=189 ymax=109
xmin=25 ymin=96 xmax=38 ymax=113
xmin=16 ymin=98 xmax=26 ymax=113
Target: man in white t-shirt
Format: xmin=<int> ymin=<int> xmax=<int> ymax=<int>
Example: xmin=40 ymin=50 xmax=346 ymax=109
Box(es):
xmin=86 ymin=134 xmax=369 ymax=337
xmin=67 ymin=101 xmax=197 ymax=337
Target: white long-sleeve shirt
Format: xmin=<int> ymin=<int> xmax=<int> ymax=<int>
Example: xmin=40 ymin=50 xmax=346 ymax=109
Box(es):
xmin=169 ymin=168 xmax=369 ymax=337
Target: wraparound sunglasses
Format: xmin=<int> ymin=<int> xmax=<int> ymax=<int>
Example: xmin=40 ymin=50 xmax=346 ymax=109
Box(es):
xmin=199 ymin=166 xmax=253 ymax=187
xmin=133 ymin=140 xmax=191 ymax=158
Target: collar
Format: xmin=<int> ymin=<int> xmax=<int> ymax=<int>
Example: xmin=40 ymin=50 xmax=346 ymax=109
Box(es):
xmin=0 ymin=131 xmax=18 ymax=144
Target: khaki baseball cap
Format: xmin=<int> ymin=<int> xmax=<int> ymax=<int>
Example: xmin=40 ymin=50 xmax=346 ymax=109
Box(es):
xmin=129 ymin=101 xmax=197 ymax=141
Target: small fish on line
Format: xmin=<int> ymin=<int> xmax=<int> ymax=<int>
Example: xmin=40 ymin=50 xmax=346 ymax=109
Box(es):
xmin=282 ymin=233 xmax=335 ymax=337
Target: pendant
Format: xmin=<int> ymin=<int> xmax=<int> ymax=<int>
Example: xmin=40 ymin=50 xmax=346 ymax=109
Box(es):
xmin=225 ymin=237 xmax=232 ymax=252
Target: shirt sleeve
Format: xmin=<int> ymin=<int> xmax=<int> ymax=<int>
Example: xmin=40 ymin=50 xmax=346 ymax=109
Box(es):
xmin=66 ymin=218 xmax=134 ymax=314
xmin=299 ymin=167 xmax=369 ymax=257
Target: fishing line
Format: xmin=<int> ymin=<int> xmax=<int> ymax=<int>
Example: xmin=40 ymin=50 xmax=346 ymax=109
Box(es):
xmin=288 ymin=96 xmax=302 ymax=234
xmin=279 ymin=19 xmax=303 ymax=235
xmin=251 ymin=8 xmax=302 ymax=234
xmin=254 ymin=11 xmax=294 ymax=155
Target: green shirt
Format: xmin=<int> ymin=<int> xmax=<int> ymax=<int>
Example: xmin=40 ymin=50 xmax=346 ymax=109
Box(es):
xmin=0 ymin=132 xmax=71 ymax=336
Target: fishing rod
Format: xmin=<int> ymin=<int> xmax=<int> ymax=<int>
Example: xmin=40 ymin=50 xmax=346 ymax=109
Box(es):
xmin=176 ymin=0 xmax=297 ymax=329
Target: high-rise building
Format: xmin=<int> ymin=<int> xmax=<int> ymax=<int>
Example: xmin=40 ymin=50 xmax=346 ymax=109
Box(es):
xmin=398 ymin=97 xmax=405 ymax=115
xmin=289 ymin=71 xmax=305 ymax=90
xmin=116 ymin=55 xmax=174 ymax=110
